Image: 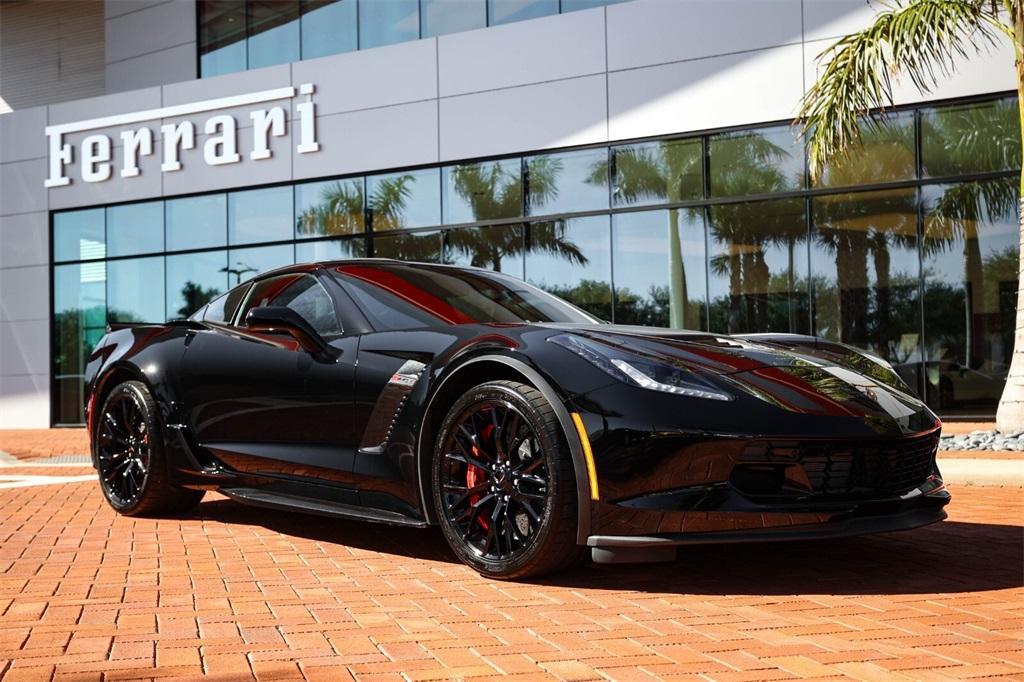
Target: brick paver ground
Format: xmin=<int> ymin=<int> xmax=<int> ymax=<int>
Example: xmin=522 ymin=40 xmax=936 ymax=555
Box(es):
xmin=0 ymin=454 xmax=1022 ymax=681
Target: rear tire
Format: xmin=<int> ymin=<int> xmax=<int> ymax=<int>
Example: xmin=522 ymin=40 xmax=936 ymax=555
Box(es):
xmin=94 ymin=380 xmax=205 ymax=516
xmin=431 ymin=380 xmax=581 ymax=579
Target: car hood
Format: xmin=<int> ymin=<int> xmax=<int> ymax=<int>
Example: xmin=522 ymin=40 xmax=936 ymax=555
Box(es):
xmin=538 ymin=324 xmax=858 ymax=376
xmin=538 ymin=324 xmax=934 ymax=427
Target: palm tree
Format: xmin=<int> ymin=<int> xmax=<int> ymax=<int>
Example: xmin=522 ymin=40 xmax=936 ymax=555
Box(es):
xmin=798 ymin=0 xmax=1024 ymax=430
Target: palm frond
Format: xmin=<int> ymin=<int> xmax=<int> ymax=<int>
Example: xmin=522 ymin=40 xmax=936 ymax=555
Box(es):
xmin=799 ymin=0 xmax=1002 ymax=179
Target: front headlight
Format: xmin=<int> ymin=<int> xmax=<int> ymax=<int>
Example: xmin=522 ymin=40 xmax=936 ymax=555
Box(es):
xmin=549 ymin=334 xmax=733 ymax=401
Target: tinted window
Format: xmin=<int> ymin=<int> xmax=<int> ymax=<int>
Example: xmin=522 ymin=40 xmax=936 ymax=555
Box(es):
xmin=421 ymin=0 xmax=486 ymax=37
xmin=444 ymin=224 xmax=525 ymax=276
xmin=166 ymin=194 xmax=227 ymax=252
xmin=811 ymin=188 xmax=919 ymax=365
xmin=228 ymin=186 xmax=293 ymax=245
xmin=613 ymin=138 xmax=703 ymax=208
xmin=296 ymin=178 xmax=365 ymax=238
xmin=106 ymin=202 xmax=163 ymax=257
xmin=107 ymin=257 xmax=165 ymax=324
xmin=442 ymin=159 xmax=522 ymax=224
xmin=708 ymin=198 xmax=809 ymax=335
xmin=815 ymin=111 xmax=915 ymax=188
xmin=199 ymin=0 xmax=247 ymax=76
xmin=168 ymin=250 xmax=228 ymax=320
xmin=54 ymin=209 xmax=104 ymax=262
xmin=301 ymin=0 xmax=357 ymax=58
xmin=526 ymin=148 xmax=608 ymax=216
xmin=203 ymin=284 xmax=251 ymax=324
xmin=922 ymin=178 xmax=1019 ymax=413
xmin=489 ymin=0 xmax=557 ymax=25
xmin=367 ymin=168 xmax=441 ymax=230
xmin=333 ymin=263 xmax=599 ymax=330
xmin=359 ymin=0 xmax=419 ymax=49
xmin=709 ymin=125 xmax=805 ymax=197
xmin=273 ymin=276 xmax=343 ymax=337
xmin=612 ymin=208 xmax=706 ymax=330
xmin=524 ymin=215 xmax=612 ymax=320
xmin=922 ymin=97 xmax=1021 ymax=177
xmin=247 ymin=0 xmax=300 ymax=69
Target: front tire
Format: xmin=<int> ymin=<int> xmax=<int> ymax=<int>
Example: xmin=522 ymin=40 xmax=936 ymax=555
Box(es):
xmin=94 ymin=380 xmax=205 ymax=516
xmin=431 ymin=380 xmax=580 ymax=579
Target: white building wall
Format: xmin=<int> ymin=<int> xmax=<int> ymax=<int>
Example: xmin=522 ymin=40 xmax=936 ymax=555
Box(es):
xmin=0 ymin=0 xmax=1017 ymax=427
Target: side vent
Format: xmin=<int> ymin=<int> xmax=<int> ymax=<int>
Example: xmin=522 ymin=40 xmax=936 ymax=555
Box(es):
xmin=359 ymin=359 xmax=426 ymax=455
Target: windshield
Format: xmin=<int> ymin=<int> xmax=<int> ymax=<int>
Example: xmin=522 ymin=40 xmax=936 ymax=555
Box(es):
xmin=332 ymin=262 xmax=601 ymax=330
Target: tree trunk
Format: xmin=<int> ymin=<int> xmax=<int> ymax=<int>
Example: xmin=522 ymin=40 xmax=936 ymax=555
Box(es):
xmin=995 ymin=32 xmax=1024 ymax=433
xmin=667 ymin=208 xmax=688 ymax=328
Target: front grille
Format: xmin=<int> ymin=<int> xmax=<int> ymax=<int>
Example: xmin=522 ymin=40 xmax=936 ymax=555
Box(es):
xmin=734 ymin=433 xmax=939 ymax=499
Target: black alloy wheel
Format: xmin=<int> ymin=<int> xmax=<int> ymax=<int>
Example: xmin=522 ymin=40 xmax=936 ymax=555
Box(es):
xmin=432 ymin=380 xmax=580 ymax=579
xmin=97 ymin=385 xmax=152 ymax=508
xmin=94 ymin=381 xmax=205 ymax=516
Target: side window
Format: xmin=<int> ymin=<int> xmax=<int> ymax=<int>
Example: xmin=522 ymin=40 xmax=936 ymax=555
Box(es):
xmin=203 ymin=284 xmax=250 ymax=325
xmin=241 ymin=274 xmax=343 ymax=338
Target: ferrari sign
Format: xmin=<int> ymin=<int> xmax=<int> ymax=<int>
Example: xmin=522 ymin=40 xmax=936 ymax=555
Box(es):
xmin=44 ymin=83 xmax=320 ymax=188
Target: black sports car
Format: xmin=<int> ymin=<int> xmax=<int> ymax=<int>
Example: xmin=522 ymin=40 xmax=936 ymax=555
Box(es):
xmin=85 ymin=260 xmax=949 ymax=578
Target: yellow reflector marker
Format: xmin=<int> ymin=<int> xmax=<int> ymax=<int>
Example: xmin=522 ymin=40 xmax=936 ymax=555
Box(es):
xmin=570 ymin=412 xmax=600 ymax=500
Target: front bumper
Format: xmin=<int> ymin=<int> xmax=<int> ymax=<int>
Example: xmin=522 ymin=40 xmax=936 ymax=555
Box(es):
xmin=587 ymin=480 xmax=949 ymax=562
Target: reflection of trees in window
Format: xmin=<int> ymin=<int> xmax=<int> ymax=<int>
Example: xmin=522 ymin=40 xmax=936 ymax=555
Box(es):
xmin=177 ymin=281 xmax=222 ymax=319
xmin=443 ymin=158 xmax=588 ymax=273
xmin=600 ymin=141 xmax=701 ymax=328
xmin=813 ymin=189 xmax=917 ymax=361
xmin=296 ymin=180 xmax=365 ymax=237
xmin=706 ymin=132 xmax=807 ymax=335
xmin=709 ymin=128 xmax=803 ymax=197
xmin=817 ymin=113 xmax=915 ymax=187
xmin=543 ymin=279 xmax=613 ymax=322
xmin=925 ymin=178 xmax=1019 ymax=375
xmin=447 ymin=160 xmax=522 ymax=222
xmin=710 ymin=198 xmax=807 ymax=335
xmin=373 ymin=231 xmax=442 ymax=262
xmin=922 ymin=98 xmax=1021 ymax=177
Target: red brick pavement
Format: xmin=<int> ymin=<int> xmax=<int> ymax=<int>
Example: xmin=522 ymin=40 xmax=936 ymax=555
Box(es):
xmin=0 ymin=470 xmax=1021 ymax=681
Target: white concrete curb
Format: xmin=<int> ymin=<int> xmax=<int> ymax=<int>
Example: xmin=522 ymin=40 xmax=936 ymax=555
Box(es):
xmin=938 ymin=458 xmax=1024 ymax=487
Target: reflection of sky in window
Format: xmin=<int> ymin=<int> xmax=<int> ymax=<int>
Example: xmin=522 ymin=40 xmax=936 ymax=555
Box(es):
xmin=923 ymin=183 xmax=1019 ymax=287
xmin=489 ymin=0 xmax=558 ymax=25
xmin=360 ymin=0 xmax=419 ymax=49
xmin=527 ymin=148 xmax=608 ymax=216
xmin=612 ymin=209 xmax=704 ymax=302
xmin=229 ymin=186 xmax=294 ymax=245
xmin=301 ymin=0 xmax=356 ymax=58
xmin=247 ymin=2 xmax=299 ymax=69
xmin=166 ymin=250 xmax=229 ymax=319
xmin=166 ymin=194 xmax=227 ymax=252
xmin=107 ymin=202 xmax=163 ymax=257
xmin=368 ymin=169 xmax=441 ymax=230
xmin=227 ymin=244 xmax=295 ymax=284
xmin=525 ymin=216 xmax=610 ymax=290
xmin=54 ymin=208 xmax=104 ymax=262
xmin=108 ymin=257 xmax=165 ymax=323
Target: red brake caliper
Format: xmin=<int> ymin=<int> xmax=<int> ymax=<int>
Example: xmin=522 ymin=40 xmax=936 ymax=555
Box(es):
xmin=466 ymin=424 xmax=495 ymax=531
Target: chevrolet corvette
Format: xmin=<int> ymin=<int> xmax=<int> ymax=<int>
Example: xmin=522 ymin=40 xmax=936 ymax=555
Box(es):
xmin=85 ymin=260 xmax=949 ymax=578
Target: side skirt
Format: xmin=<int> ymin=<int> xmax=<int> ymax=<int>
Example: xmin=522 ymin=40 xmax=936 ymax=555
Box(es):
xmin=220 ymin=487 xmax=429 ymax=528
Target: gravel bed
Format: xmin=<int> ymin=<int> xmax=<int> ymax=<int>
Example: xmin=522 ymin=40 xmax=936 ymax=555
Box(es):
xmin=939 ymin=430 xmax=1024 ymax=451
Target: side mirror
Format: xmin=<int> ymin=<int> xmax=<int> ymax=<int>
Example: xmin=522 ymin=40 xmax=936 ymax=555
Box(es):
xmin=245 ymin=306 xmax=332 ymax=356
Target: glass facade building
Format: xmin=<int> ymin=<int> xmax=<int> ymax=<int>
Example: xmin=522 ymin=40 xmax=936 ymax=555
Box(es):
xmin=51 ymin=95 xmax=1020 ymax=425
xmin=199 ymin=0 xmax=626 ymax=76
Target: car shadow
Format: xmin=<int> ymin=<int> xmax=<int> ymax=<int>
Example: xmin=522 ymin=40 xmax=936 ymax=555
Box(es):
xmin=187 ymin=499 xmax=1022 ymax=596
